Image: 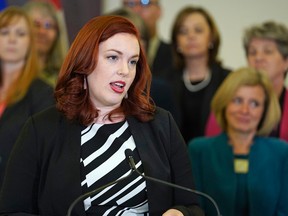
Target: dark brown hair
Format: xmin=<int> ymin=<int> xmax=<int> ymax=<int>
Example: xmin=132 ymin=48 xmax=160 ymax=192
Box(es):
xmin=171 ymin=6 xmax=221 ymax=70
xmin=55 ymin=15 xmax=155 ymax=125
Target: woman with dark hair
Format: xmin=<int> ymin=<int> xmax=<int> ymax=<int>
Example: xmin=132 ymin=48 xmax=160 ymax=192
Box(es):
xmin=169 ymin=6 xmax=230 ymax=142
xmin=0 ymin=15 xmax=203 ymax=216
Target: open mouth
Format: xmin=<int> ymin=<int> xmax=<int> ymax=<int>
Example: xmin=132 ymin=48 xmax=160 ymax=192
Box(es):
xmin=110 ymin=81 xmax=126 ymax=93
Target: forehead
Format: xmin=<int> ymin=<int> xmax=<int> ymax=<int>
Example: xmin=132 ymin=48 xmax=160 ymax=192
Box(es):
xmin=235 ymin=85 xmax=265 ymax=98
xmin=1 ymin=16 xmax=28 ymax=28
xmin=29 ymin=8 xmax=55 ymax=21
xmin=249 ymin=37 xmax=277 ymax=47
xmin=182 ymin=12 xmax=209 ymax=27
xmin=99 ymin=33 xmax=139 ymax=51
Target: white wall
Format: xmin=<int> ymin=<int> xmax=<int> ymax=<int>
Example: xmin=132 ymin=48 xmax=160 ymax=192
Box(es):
xmin=102 ymin=0 xmax=288 ymax=70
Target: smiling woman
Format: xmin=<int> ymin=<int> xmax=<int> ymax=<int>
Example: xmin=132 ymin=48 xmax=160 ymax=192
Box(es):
xmin=188 ymin=67 xmax=288 ymax=216
xmin=0 ymin=15 xmax=204 ymax=216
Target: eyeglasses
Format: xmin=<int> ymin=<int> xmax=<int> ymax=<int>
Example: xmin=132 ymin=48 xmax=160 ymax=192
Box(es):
xmin=33 ymin=20 xmax=57 ymax=30
xmin=123 ymin=0 xmax=159 ymax=8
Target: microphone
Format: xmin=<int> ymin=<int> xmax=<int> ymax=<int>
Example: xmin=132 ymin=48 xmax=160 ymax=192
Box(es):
xmin=66 ymin=167 xmax=134 ymax=216
xmin=125 ymin=149 xmax=222 ymax=216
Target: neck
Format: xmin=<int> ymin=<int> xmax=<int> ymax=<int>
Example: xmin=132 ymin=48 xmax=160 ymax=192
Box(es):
xmin=272 ymin=76 xmax=284 ymax=97
xmin=185 ymin=58 xmax=210 ymax=81
xmin=227 ymin=129 xmax=255 ymax=154
xmin=38 ymin=52 xmax=48 ymax=70
xmin=93 ymin=106 xmax=125 ymax=124
xmin=0 ymin=62 xmax=23 ymax=101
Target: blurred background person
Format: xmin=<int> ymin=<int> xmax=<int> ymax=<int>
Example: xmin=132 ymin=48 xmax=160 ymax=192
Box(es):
xmin=243 ymin=21 xmax=288 ymax=142
xmin=0 ymin=6 xmax=54 ymax=188
xmin=122 ymin=0 xmax=173 ymax=77
xmin=188 ymin=67 xmax=288 ymax=216
xmin=170 ymin=6 xmax=230 ymax=142
xmin=23 ymin=1 xmax=68 ymax=87
xmin=107 ymin=7 xmax=181 ymax=124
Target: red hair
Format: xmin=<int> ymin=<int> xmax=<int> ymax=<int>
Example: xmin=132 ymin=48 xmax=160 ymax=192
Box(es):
xmin=55 ymin=15 xmax=155 ymax=125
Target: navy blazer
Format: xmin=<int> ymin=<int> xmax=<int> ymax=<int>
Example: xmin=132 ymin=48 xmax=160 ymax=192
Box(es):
xmin=0 ymin=106 xmax=202 ymax=216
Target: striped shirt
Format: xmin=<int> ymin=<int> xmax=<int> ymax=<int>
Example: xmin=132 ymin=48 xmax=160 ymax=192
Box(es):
xmin=80 ymin=121 xmax=149 ymax=215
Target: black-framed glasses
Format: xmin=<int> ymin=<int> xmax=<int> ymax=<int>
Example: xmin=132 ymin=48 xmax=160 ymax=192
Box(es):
xmin=123 ymin=0 xmax=159 ymax=8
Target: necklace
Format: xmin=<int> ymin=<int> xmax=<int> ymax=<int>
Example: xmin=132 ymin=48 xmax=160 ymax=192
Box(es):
xmin=182 ymin=69 xmax=211 ymax=92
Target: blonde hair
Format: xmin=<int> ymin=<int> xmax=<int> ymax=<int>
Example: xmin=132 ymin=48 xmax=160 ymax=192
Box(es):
xmin=211 ymin=67 xmax=281 ymax=136
xmin=0 ymin=6 xmax=39 ymax=105
xmin=23 ymin=1 xmax=68 ymax=85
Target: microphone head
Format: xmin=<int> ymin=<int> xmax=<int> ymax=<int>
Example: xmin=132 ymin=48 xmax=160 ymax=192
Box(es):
xmin=125 ymin=149 xmax=134 ymax=159
xmin=124 ymin=149 xmax=136 ymax=170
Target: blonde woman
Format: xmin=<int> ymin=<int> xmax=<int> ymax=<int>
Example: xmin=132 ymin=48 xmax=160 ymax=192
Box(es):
xmin=188 ymin=67 xmax=288 ymax=216
xmin=23 ymin=1 xmax=68 ymax=86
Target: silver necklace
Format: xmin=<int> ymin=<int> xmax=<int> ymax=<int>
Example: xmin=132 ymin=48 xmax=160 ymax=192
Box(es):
xmin=182 ymin=69 xmax=211 ymax=92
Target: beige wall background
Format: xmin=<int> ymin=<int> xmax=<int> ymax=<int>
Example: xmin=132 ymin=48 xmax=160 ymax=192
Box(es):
xmin=102 ymin=0 xmax=288 ymax=70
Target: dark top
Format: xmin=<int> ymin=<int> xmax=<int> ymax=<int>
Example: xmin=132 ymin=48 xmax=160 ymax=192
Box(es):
xmin=0 ymin=78 xmax=54 ymax=188
xmin=0 ymin=106 xmax=203 ymax=216
xmin=169 ymin=63 xmax=230 ymax=142
xmin=150 ymin=40 xmax=173 ymax=78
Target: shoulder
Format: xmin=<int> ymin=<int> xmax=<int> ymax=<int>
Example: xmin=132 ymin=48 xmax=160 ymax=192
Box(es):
xmin=128 ymin=107 xmax=178 ymax=134
xmin=188 ymin=134 xmax=226 ymax=152
xmin=28 ymin=78 xmax=54 ymax=92
xmin=211 ymin=63 xmax=231 ymax=77
xmin=255 ymin=136 xmax=288 ymax=147
xmin=29 ymin=106 xmax=65 ymax=129
xmin=254 ymin=136 xmax=288 ymax=157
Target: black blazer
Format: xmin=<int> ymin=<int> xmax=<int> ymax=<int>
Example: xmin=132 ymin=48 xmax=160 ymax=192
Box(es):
xmin=0 ymin=78 xmax=54 ymax=188
xmin=0 ymin=106 xmax=202 ymax=216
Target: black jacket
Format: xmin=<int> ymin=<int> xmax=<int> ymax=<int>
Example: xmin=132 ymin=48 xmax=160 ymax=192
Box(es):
xmin=0 ymin=78 xmax=54 ymax=188
xmin=0 ymin=106 xmax=203 ymax=216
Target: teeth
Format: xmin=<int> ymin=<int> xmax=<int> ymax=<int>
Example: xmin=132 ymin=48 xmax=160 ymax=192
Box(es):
xmin=113 ymin=82 xmax=124 ymax=88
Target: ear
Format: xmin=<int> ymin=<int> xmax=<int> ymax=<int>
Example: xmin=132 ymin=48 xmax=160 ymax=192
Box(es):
xmin=284 ymin=57 xmax=288 ymax=71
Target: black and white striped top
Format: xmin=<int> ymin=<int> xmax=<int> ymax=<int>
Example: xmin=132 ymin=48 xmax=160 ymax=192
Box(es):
xmin=80 ymin=120 xmax=149 ymax=215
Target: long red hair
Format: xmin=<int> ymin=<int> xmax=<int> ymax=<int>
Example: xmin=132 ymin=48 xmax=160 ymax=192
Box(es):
xmin=55 ymin=15 xmax=155 ymax=125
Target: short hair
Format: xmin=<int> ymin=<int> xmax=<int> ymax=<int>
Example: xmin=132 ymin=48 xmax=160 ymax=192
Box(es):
xmin=171 ymin=6 xmax=221 ymax=70
xmin=55 ymin=15 xmax=155 ymax=126
xmin=0 ymin=6 xmax=39 ymax=105
xmin=243 ymin=21 xmax=288 ymax=59
xmin=211 ymin=67 xmax=281 ymax=136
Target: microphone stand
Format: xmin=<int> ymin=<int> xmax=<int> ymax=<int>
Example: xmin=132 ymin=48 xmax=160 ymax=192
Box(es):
xmin=66 ymin=170 xmax=133 ymax=216
xmin=125 ymin=149 xmax=222 ymax=216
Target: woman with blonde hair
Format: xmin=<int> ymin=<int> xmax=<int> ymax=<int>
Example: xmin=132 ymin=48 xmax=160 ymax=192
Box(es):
xmin=188 ymin=67 xmax=288 ymax=216
xmin=0 ymin=6 xmax=54 ymax=188
xmin=23 ymin=1 xmax=68 ymax=86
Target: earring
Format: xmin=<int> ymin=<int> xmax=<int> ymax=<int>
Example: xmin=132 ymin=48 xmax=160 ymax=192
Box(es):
xmin=125 ymin=93 xmax=128 ymax=99
xmin=84 ymin=76 xmax=87 ymax=89
xmin=208 ymin=42 xmax=214 ymax=50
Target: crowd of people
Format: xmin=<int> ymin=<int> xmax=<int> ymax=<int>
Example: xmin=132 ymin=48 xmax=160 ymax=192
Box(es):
xmin=0 ymin=0 xmax=287 ymax=216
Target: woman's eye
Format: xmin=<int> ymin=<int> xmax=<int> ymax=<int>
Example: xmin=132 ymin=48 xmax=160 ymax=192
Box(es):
xmin=107 ymin=55 xmax=118 ymax=61
xmin=129 ymin=59 xmax=138 ymax=66
xmin=232 ymin=97 xmax=242 ymax=104
xmin=249 ymin=100 xmax=261 ymax=108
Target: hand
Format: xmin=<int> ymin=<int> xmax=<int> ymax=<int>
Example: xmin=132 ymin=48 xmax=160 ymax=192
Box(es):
xmin=162 ymin=209 xmax=184 ymax=216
